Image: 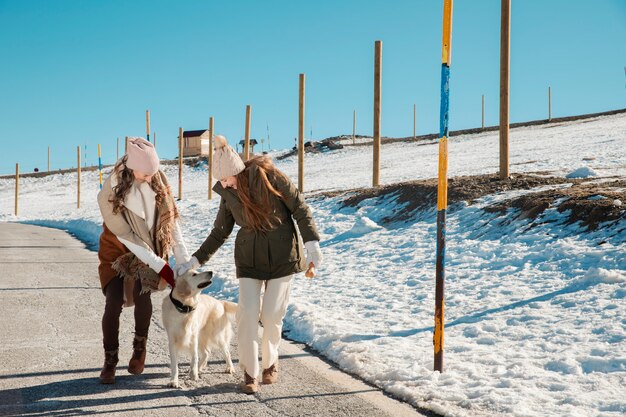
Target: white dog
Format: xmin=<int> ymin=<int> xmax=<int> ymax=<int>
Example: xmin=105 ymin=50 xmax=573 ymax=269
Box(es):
xmin=161 ymin=270 xmax=237 ymax=388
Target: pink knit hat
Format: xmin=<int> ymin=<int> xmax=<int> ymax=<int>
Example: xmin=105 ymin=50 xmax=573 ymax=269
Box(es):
xmin=213 ymin=135 xmax=245 ymax=180
xmin=126 ymin=137 xmax=160 ymax=175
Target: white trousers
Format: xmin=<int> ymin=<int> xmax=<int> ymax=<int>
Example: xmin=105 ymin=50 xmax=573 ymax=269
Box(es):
xmin=237 ymin=275 xmax=293 ymax=378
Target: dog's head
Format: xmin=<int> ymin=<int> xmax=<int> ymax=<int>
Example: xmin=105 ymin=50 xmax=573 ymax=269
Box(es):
xmin=173 ymin=270 xmax=213 ymax=300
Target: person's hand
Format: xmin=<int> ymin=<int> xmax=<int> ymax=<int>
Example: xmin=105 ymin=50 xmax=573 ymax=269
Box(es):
xmin=173 ymin=256 xmax=201 ymax=277
xmin=304 ymin=241 xmax=322 ymax=269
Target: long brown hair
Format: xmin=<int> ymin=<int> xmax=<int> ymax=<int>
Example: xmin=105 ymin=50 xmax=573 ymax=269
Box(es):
xmin=236 ymin=156 xmax=285 ymax=232
xmin=109 ymin=155 xmax=168 ymax=215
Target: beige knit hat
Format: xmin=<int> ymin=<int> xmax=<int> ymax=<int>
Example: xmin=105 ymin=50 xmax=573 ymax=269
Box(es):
xmin=213 ymin=135 xmax=245 ymax=180
xmin=126 ymin=137 xmax=160 ymax=175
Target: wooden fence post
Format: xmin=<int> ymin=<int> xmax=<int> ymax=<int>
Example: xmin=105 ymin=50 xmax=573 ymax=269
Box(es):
xmin=244 ymin=105 xmax=251 ymax=160
xmin=499 ymin=0 xmax=511 ymax=179
xmin=178 ymin=127 xmax=183 ymax=200
xmin=353 ymin=110 xmax=356 ymax=145
xmin=482 ymin=94 xmax=485 ymax=129
xmin=548 ymin=86 xmax=552 ymax=121
xmin=208 ymin=117 xmax=214 ymax=200
xmin=77 ymin=146 xmax=81 ymax=209
xmin=373 ymin=40 xmax=382 ymax=187
xmin=298 ymin=74 xmax=306 ymax=192
xmin=14 ymin=163 xmax=19 ymax=216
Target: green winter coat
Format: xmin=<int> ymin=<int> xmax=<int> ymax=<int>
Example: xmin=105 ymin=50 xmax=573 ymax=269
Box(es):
xmin=192 ymin=164 xmax=320 ymax=280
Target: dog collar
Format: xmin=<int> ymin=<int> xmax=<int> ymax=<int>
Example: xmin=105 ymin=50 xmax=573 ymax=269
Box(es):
xmin=169 ymin=290 xmax=195 ymax=314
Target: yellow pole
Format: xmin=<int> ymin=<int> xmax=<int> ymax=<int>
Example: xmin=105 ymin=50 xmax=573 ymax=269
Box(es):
xmin=434 ymin=0 xmax=453 ymax=373
xmin=208 ymin=117 xmax=214 ymax=200
xmin=146 ymin=110 xmax=151 ymax=142
xmin=298 ymin=73 xmax=305 ymax=192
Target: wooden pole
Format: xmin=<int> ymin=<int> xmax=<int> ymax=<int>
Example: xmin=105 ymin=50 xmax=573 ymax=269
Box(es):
xmin=482 ymin=94 xmax=485 ymax=129
xmin=373 ymin=40 xmax=382 ymax=187
xmin=14 ymin=163 xmax=19 ymax=216
xmin=208 ymin=117 xmax=214 ymax=200
xmin=146 ymin=110 xmax=151 ymax=142
xmin=352 ymin=110 xmax=356 ymax=145
xmin=499 ymin=0 xmax=510 ymax=179
xmin=298 ymin=73 xmax=306 ymax=192
xmin=435 ymin=0 xmax=453 ymax=373
xmin=178 ymin=127 xmax=183 ymax=200
xmin=77 ymin=146 xmax=81 ymax=209
xmin=548 ymin=86 xmax=552 ymax=121
xmin=244 ymin=105 xmax=251 ymax=160
xmin=413 ymin=104 xmax=416 ymax=140
xmin=125 ymin=136 xmax=129 ymax=154
xmin=47 ymin=146 xmax=50 ymax=172
xmin=98 ymin=144 xmax=103 ymax=189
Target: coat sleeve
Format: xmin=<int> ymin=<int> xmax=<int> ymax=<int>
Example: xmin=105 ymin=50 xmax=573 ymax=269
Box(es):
xmin=97 ymin=175 xmax=154 ymax=254
xmin=271 ymin=170 xmax=321 ymax=243
xmin=192 ymin=198 xmax=235 ymax=265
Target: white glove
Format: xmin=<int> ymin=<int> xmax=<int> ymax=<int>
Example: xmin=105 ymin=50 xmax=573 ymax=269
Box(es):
xmin=304 ymin=241 xmax=322 ymax=269
xmin=173 ymin=256 xmax=201 ymax=277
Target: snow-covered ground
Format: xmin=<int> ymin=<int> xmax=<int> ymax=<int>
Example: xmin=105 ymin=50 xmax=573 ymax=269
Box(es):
xmin=1 ymin=113 xmax=625 ymax=416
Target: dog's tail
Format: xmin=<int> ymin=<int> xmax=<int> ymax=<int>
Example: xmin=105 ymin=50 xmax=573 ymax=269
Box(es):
xmin=222 ymin=301 xmax=237 ymax=318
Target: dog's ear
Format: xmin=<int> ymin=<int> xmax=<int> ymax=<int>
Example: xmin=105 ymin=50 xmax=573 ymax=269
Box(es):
xmin=195 ymin=271 xmax=213 ymax=289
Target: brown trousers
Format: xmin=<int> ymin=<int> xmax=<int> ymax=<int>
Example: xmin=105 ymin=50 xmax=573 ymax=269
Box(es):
xmin=102 ymin=276 xmax=152 ymax=352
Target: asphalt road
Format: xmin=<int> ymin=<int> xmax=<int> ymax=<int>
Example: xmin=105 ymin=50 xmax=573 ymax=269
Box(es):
xmin=0 ymin=223 xmax=433 ymax=417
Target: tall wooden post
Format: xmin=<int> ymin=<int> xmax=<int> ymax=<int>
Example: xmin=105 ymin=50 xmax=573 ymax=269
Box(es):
xmin=548 ymin=86 xmax=552 ymax=121
xmin=352 ymin=110 xmax=356 ymax=145
xmin=208 ymin=117 xmax=214 ymax=200
xmin=47 ymin=146 xmax=50 ymax=172
xmin=482 ymin=95 xmax=485 ymax=128
xmin=435 ymin=0 xmax=453 ymax=373
xmin=244 ymin=105 xmax=251 ymax=160
xmin=373 ymin=40 xmax=382 ymax=187
xmin=413 ymin=104 xmax=417 ymax=140
xmin=14 ymin=163 xmax=19 ymax=216
xmin=499 ymin=0 xmax=510 ymax=179
xmin=178 ymin=127 xmax=183 ymax=200
xmin=125 ymin=136 xmax=129 ymax=154
xmin=298 ymin=74 xmax=306 ymax=192
xmin=146 ymin=110 xmax=151 ymax=142
xmin=77 ymin=146 xmax=81 ymax=209
xmin=98 ymin=144 xmax=103 ymax=189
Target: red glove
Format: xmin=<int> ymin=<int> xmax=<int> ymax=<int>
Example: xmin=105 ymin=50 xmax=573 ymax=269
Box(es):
xmin=159 ymin=264 xmax=176 ymax=287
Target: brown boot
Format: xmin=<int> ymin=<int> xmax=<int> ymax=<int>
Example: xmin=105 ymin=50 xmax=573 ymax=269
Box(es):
xmin=262 ymin=364 xmax=278 ymax=384
xmin=128 ymin=335 xmax=147 ymax=375
xmin=240 ymin=372 xmax=259 ymax=394
xmin=99 ymin=350 xmax=118 ymax=384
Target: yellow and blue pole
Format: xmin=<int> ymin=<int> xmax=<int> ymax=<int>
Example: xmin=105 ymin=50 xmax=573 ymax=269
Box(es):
xmin=98 ymin=144 xmax=103 ymax=190
xmin=434 ymin=0 xmax=453 ymax=373
xmin=146 ymin=110 xmax=151 ymax=143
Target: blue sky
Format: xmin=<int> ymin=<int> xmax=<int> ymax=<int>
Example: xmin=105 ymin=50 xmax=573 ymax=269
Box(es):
xmin=1 ymin=0 xmax=624 ymax=174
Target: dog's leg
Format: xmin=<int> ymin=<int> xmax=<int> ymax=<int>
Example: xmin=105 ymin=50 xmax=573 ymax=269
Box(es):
xmin=198 ymin=348 xmax=209 ymax=371
xmin=221 ymin=342 xmax=235 ymax=374
xmin=167 ymin=339 xmax=180 ymax=388
xmin=189 ymin=334 xmax=199 ymax=381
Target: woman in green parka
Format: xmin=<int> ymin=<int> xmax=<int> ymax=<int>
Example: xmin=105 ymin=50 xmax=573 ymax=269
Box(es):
xmin=176 ymin=135 xmax=323 ymax=394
